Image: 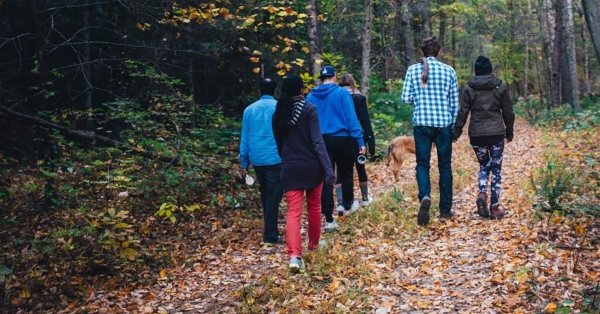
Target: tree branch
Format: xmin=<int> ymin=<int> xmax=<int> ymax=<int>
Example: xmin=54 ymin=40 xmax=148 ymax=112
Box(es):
xmin=0 ymin=105 xmax=177 ymax=163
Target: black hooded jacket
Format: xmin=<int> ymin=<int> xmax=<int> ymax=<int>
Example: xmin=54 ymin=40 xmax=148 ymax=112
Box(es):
xmin=454 ymin=75 xmax=514 ymax=141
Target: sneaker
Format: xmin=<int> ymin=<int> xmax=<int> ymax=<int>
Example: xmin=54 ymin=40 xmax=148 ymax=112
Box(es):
xmin=360 ymin=197 xmax=374 ymax=206
xmin=489 ymin=205 xmax=506 ymax=219
xmin=263 ymin=236 xmax=285 ymax=247
xmin=336 ymin=205 xmax=346 ymax=217
xmin=346 ymin=201 xmax=360 ymax=215
xmin=324 ymin=220 xmax=340 ymax=233
xmin=417 ymin=196 xmax=431 ymax=226
xmin=476 ymin=192 xmax=489 ymax=218
xmin=288 ymin=257 xmax=305 ymax=274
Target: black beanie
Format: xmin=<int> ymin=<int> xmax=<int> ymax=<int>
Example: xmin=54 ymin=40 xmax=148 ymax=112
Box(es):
xmin=474 ymin=55 xmax=493 ymax=76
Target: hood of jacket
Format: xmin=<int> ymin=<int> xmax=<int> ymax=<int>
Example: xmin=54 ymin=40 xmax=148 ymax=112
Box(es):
xmin=309 ymin=83 xmax=340 ymax=100
xmin=467 ymin=75 xmax=502 ymax=90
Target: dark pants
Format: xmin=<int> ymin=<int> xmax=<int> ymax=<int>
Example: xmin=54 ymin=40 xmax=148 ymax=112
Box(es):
xmin=322 ymin=136 xmax=356 ymax=222
xmin=414 ymin=126 xmax=453 ymax=213
xmin=355 ymin=161 xmax=368 ymax=182
xmin=253 ymin=164 xmax=283 ymax=243
xmin=472 ymin=139 xmax=505 ymax=207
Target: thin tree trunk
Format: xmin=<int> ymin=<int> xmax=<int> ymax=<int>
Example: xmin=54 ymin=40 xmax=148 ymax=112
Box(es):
xmin=552 ymin=0 xmax=563 ymax=107
xmin=307 ymin=0 xmax=322 ymax=80
xmin=581 ymin=18 xmax=592 ymax=94
xmin=563 ymin=0 xmax=579 ymax=109
xmin=402 ymin=5 xmax=414 ymax=69
xmin=438 ymin=0 xmax=447 ymax=50
xmin=451 ymin=16 xmax=456 ymax=68
xmin=520 ymin=0 xmax=529 ymax=98
xmin=361 ymin=0 xmax=373 ymax=98
xmin=581 ymin=0 xmax=600 ymax=65
xmin=537 ymin=0 xmax=553 ymax=106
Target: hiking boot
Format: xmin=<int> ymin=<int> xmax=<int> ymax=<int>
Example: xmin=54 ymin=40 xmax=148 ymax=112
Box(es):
xmin=476 ymin=192 xmax=489 ymax=218
xmin=336 ymin=205 xmax=346 ymax=217
xmin=439 ymin=211 xmax=455 ymax=220
xmin=288 ymin=257 xmax=305 ymax=274
xmin=262 ymin=236 xmax=285 ymax=248
xmin=489 ymin=205 xmax=506 ymax=219
xmin=417 ymin=196 xmax=431 ymax=226
xmin=324 ymin=220 xmax=340 ymax=233
xmin=360 ymin=197 xmax=374 ymax=206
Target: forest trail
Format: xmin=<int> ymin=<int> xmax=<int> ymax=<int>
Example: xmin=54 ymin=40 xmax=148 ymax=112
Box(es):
xmin=80 ymin=118 xmax=598 ymax=313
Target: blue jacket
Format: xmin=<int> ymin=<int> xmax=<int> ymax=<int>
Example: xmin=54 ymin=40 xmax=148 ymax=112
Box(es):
xmin=239 ymin=95 xmax=281 ymax=169
xmin=306 ymin=83 xmax=365 ymax=147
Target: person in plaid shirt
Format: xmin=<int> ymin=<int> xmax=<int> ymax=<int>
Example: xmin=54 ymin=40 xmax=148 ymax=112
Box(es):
xmin=401 ymin=37 xmax=459 ymax=226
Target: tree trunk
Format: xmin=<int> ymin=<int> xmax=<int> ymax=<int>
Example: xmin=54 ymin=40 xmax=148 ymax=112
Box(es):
xmin=402 ymin=5 xmax=414 ymax=69
xmin=581 ymin=0 xmax=600 ymax=65
xmin=551 ymin=0 xmax=563 ymax=107
xmin=438 ymin=0 xmax=447 ymax=51
xmin=562 ymin=0 xmax=579 ymax=109
xmin=520 ymin=0 xmax=529 ymax=98
xmin=361 ymin=0 xmax=373 ymax=98
xmin=537 ymin=0 xmax=553 ymax=106
xmin=83 ymin=0 xmax=94 ymax=131
xmin=307 ymin=0 xmax=322 ymax=80
xmin=581 ymin=18 xmax=593 ymax=94
xmin=387 ymin=0 xmax=404 ymax=80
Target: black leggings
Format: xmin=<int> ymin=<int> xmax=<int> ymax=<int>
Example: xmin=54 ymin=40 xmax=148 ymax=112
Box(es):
xmin=321 ymin=136 xmax=356 ymax=222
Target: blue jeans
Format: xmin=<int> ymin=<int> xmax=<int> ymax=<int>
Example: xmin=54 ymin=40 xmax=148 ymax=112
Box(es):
xmin=413 ymin=126 xmax=453 ymax=213
xmin=253 ymin=164 xmax=283 ymax=243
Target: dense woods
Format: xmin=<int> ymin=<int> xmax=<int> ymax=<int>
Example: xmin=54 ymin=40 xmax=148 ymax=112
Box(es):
xmin=1 ymin=0 xmax=600 ymax=312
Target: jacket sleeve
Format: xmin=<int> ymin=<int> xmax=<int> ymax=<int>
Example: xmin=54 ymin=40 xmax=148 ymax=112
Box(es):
xmin=500 ymin=84 xmax=515 ymax=141
xmin=309 ymin=106 xmax=335 ymax=184
xmin=239 ymin=110 xmax=250 ymax=169
xmin=453 ymin=87 xmax=472 ymax=140
xmin=356 ymin=95 xmax=375 ymax=156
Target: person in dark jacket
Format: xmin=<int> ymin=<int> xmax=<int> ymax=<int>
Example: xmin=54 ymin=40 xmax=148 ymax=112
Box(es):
xmin=272 ymin=75 xmax=336 ymax=274
xmin=454 ymin=55 xmax=515 ymax=219
xmin=336 ymin=73 xmax=376 ymax=207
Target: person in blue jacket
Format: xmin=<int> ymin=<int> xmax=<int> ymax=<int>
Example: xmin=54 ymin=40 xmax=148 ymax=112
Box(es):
xmin=307 ymin=66 xmax=366 ymax=232
xmin=239 ymin=78 xmax=283 ymax=246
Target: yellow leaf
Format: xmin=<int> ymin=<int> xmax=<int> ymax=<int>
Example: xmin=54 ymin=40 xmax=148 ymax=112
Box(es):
xmin=516 ymin=272 xmax=528 ymax=283
xmin=249 ymin=57 xmax=260 ymax=63
xmin=575 ymin=225 xmax=584 ymax=235
xmin=119 ymin=248 xmax=138 ymax=261
xmin=253 ymin=68 xmax=260 ymax=74
xmin=406 ymin=285 xmax=416 ymax=291
xmin=159 ymin=270 xmax=166 ymax=279
xmin=252 ymin=50 xmax=262 ymax=56
xmin=546 ymin=302 xmax=557 ymax=313
xmin=107 ymin=207 xmax=116 ymax=217
xmin=553 ymin=216 xmax=564 ymax=224
xmin=121 ymin=241 xmax=130 ymax=248
xmin=20 ymin=288 xmax=31 ymax=299
xmin=420 ymin=288 xmax=430 ymax=295
xmin=327 ymin=280 xmax=340 ymax=292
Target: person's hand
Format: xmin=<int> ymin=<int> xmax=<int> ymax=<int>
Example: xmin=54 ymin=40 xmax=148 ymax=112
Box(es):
xmin=452 ymin=138 xmax=458 ymax=143
xmin=240 ymin=167 xmax=248 ymax=177
xmin=359 ymin=146 xmax=366 ymax=155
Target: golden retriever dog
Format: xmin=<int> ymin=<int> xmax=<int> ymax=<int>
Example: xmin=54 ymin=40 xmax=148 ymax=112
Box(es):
xmin=387 ymin=136 xmax=416 ymax=181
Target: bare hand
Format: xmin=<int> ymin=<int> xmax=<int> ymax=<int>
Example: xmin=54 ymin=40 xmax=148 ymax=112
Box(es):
xmin=240 ymin=168 xmax=248 ymax=176
xmin=359 ymin=146 xmax=366 ymax=155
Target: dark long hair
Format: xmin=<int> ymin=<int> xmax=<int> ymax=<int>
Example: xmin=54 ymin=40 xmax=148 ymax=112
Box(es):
xmin=272 ymin=75 xmax=304 ymax=135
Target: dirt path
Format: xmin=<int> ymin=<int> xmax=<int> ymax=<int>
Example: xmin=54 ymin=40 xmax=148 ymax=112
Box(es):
xmin=79 ymin=119 xmax=597 ymax=313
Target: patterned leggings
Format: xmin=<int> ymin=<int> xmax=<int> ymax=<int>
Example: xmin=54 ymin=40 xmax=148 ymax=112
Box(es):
xmin=472 ymin=140 xmax=505 ymax=207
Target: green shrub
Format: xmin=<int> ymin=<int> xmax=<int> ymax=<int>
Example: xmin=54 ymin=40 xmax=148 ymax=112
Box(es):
xmin=530 ymin=162 xmax=575 ymax=210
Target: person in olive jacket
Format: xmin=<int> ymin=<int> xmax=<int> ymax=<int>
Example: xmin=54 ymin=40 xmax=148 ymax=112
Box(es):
xmin=453 ymin=55 xmax=515 ymax=219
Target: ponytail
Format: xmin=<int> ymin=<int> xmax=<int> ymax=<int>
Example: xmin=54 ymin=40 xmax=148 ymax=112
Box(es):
xmin=421 ymin=57 xmax=429 ymax=87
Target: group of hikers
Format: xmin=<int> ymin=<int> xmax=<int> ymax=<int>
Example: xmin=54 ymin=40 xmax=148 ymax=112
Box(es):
xmin=238 ymin=37 xmax=515 ymax=273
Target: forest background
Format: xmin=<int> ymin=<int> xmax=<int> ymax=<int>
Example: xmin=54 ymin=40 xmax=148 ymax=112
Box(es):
xmin=1 ymin=0 xmax=600 ymax=312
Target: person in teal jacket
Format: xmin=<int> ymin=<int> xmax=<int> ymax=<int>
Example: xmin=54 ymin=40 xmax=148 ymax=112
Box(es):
xmin=306 ymin=66 xmax=365 ymax=232
xmin=239 ymin=78 xmax=283 ymax=246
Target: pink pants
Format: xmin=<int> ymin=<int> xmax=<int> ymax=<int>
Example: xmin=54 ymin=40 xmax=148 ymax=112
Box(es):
xmin=285 ymin=183 xmax=323 ymax=257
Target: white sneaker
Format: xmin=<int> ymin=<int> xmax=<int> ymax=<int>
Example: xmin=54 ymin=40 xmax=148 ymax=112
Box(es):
xmin=324 ymin=220 xmax=340 ymax=232
xmin=346 ymin=201 xmax=360 ymax=215
xmin=336 ymin=205 xmax=346 ymax=217
xmin=360 ymin=197 xmax=374 ymax=206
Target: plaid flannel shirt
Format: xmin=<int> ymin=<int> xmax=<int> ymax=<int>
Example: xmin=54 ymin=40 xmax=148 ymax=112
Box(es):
xmin=401 ymin=57 xmax=459 ymax=128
